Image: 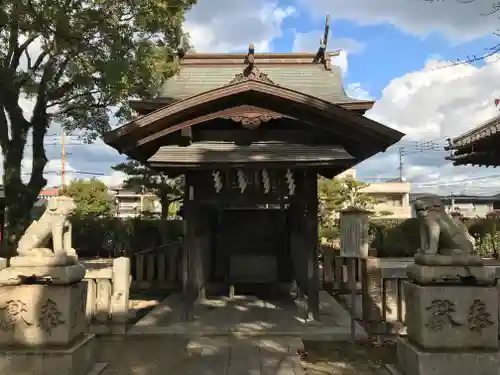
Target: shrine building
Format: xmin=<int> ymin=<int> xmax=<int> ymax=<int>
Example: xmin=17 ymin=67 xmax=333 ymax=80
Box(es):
xmin=103 ymin=43 xmax=404 ymax=319
xmin=445 ymin=113 xmax=500 ymax=167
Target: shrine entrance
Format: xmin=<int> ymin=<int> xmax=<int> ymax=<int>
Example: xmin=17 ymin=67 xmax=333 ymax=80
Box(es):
xmin=183 ymin=166 xmax=313 ymax=304
xmin=102 ymin=48 xmax=404 ymax=321
xmin=213 ymin=207 xmax=289 ymax=288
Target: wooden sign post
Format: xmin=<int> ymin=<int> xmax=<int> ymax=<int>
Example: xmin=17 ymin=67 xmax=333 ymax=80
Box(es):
xmin=340 ymin=207 xmax=373 ymax=343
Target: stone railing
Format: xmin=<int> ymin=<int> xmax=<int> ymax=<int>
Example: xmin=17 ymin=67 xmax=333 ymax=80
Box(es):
xmin=131 ymin=241 xmax=182 ymax=290
xmin=325 ymin=255 xmax=500 ymax=336
xmin=81 ymin=257 xmax=131 ymax=334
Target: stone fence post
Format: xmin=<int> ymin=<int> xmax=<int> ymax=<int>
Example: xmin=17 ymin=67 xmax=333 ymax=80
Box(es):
xmin=110 ymin=257 xmax=131 ymax=334
xmin=360 ymin=257 xmax=384 ymax=333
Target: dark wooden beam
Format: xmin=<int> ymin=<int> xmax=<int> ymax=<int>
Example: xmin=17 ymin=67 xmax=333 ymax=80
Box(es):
xmin=194 ymin=129 xmax=316 ymax=143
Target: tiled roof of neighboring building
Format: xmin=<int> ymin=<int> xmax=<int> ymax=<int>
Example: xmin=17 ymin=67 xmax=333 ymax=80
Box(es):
xmin=410 ymin=193 xmax=500 ymax=202
xmin=39 ymin=188 xmax=59 ymax=197
xmin=446 ymin=113 xmax=500 ymax=149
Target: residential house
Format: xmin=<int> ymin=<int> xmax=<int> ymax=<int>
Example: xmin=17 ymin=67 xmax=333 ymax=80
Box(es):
xmin=108 ymin=187 xmax=162 ymax=219
xmin=410 ymin=193 xmax=500 ymax=218
xmin=337 ymin=169 xmax=412 ymax=219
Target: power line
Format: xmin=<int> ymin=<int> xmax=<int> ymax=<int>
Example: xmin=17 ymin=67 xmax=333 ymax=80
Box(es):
xmin=20 ymin=170 xmax=106 ymax=176
xmin=398 ymin=147 xmax=404 ymax=181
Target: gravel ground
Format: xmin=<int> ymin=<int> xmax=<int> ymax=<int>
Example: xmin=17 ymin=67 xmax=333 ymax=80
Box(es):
xmin=300 ymin=339 xmax=396 ymax=375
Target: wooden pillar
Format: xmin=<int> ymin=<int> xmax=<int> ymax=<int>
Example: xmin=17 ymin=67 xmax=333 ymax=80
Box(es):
xmin=181 ymin=173 xmax=205 ymax=321
xmin=305 ymin=170 xmax=320 ymax=321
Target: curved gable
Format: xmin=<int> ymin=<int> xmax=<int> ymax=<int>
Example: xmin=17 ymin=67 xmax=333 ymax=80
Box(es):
xmin=103 ymin=79 xmax=404 ymax=161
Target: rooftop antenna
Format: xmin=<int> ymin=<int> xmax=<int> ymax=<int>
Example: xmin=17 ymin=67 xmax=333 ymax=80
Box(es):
xmin=314 ymin=14 xmax=330 ymax=64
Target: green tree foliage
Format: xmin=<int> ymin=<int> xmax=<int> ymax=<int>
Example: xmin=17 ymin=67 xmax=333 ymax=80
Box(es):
xmin=318 ymin=175 xmax=376 ymax=239
xmin=338 ymin=176 xmax=373 ymax=208
xmin=59 ymin=179 xmax=113 ymax=217
xmin=318 ymin=176 xmax=373 ymax=219
xmin=112 ymin=158 xmax=184 ymax=219
xmin=0 ymin=0 xmax=196 ymax=241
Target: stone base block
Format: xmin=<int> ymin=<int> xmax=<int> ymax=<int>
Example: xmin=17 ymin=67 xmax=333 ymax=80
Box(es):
xmin=394 ymin=337 xmax=500 ymax=375
xmin=414 ymin=253 xmax=483 ymax=266
xmin=10 ymin=255 xmax=78 ymax=267
xmin=0 ymin=282 xmax=87 ymax=346
xmin=407 ymin=263 xmax=495 ymax=285
xmin=0 ymin=334 xmax=107 ymax=375
xmin=404 ymin=281 xmax=498 ymax=349
xmin=0 ymin=263 xmax=85 ymax=286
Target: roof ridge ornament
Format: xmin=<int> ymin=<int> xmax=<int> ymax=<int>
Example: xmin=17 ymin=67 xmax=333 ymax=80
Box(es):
xmin=227 ymin=44 xmax=276 ymax=85
xmin=313 ymin=15 xmax=332 ymax=70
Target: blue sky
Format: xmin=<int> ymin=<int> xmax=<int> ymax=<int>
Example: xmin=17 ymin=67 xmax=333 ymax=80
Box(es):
xmin=21 ymin=0 xmax=500 ymax=194
xmin=274 ymin=0 xmax=499 ymax=99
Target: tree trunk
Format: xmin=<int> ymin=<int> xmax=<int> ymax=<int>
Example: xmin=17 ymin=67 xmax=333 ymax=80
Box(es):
xmin=2 ymin=121 xmax=48 ymax=255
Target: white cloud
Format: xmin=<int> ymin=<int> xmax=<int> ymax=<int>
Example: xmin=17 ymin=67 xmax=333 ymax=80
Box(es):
xmin=331 ymin=50 xmax=349 ymax=75
xmin=346 ymin=82 xmax=375 ymax=100
xmin=300 ymin=0 xmax=500 ymax=42
xmin=367 ymin=58 xmax=500 ymax=141
xmin=184 ymin=1 xmax=296 ymax=52
xmin=356 ymin=55 xmax=500 ymax=195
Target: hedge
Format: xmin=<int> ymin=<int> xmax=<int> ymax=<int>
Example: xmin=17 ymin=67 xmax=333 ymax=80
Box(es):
xmin=71 ymin=218 xmax=184 ymax=258
xmin=359 ymin=218 xmax=500 ymax=258
xmin=68 ymin=216 xmax=500 ymax=259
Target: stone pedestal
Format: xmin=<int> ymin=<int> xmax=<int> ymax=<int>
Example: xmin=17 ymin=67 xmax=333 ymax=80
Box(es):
xmin=388 ymin=255 xmax=500 ymax=375
xmin=0 ymin=256 xmax=85 ymax=286
xmin=0 ymin=282 xmax=107 ymax=375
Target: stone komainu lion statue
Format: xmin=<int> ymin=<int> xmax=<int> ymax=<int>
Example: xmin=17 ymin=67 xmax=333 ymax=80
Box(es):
xmin=414 ymin=197 xmax=475 ymax=256
xmin=17 ymin=195 xmax=77 ymax=258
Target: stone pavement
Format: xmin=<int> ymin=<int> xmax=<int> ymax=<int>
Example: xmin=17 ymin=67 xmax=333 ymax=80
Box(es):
xmin=100 ymin=291 xmax=367 ymax=374
xmin=96 ymin=335 xmax=305 ymax=375
xmin=129 ymin=291 xmax=366 ymax=341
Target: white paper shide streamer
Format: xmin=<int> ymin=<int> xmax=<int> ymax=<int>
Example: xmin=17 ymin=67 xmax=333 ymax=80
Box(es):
xmin=212 ymin=170 xmax=223 ymax=193
xmin=237 ymin=169 xmax=247 ymax=193
xmin=261 ymin=169 xmax=270 ymax=194
xmin=285 ymin=169 xmax=295 ymax=196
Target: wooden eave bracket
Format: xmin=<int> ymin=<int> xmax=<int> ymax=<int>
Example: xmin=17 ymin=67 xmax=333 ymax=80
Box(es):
xmin=219 ymin=106 xmax=285 ymax=129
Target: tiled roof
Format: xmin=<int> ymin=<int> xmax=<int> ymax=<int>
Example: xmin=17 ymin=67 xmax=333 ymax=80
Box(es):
xmin=156 ymin=52 xmax=362 ymax=105
xmin=447 ymin=113 xmax=500 ymax=149
xmin=39 ymin=188 xmax=59 ymax=196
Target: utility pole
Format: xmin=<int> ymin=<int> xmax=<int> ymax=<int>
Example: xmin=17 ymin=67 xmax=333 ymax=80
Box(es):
xmin=61 ymin=132 xmax=66 ymax=187
xmin=398 ymin=147 xmax=404 ymax=181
